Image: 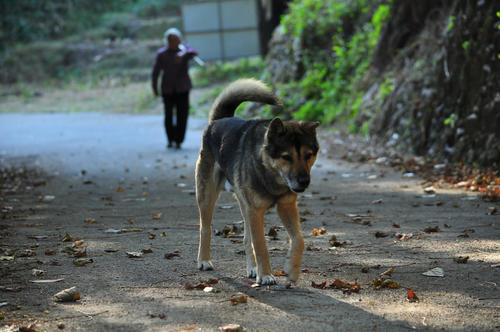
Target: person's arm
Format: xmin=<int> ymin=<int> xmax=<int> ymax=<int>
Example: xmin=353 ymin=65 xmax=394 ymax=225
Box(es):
xmin=179 ymin=44 xmax=198 ymax=60
xmin=151 ymin=53 xmax=161 ymax=96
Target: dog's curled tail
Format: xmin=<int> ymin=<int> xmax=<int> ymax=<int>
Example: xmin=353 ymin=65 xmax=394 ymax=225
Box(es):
xmin=209 ymin=78 xmax=280 ymax=123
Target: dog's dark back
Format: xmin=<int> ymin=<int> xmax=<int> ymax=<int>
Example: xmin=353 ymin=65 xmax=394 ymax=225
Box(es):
xmin=203 ymin=78 xmax=318 ymax=200
xmin=205 ymin=118 xmax=269 ymax=185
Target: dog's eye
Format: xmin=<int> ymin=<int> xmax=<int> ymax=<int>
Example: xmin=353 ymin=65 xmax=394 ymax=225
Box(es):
xmin=281 ymin=155 xmax=293 ymax=162
xmin=305 ymin=153 xmax=313 ymax=160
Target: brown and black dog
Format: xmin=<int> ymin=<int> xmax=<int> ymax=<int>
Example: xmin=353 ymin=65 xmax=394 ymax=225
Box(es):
xmin=195 ymin=79 xmax=319 ymax=284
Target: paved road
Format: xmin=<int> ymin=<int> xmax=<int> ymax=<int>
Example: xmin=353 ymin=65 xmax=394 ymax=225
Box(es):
xmin=0 ymin=113 xmax=205 ymax=176
xmin=0 ymin=113 xmax=498 ymax=331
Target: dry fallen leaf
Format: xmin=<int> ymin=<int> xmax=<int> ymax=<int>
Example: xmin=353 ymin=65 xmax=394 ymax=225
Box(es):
xmin=373 ymin=278 xmax=400 ymax=289
xmin=120 ymin=228 xmax=142 ymax=233
xmin=152 ymin=212 xmax=162 ymax=219
xmin=203 ymin=286 xmax=220 ymax=293
xmin=380 ymin=267 xmax=394 ymax=277
xmin=424 ymin=226 xmax=440 ymax=233
xmin=273 ymin=270 xmax=287 ymax=276
xmin=32 ymin=269 xmax=46 ymax=277
xmin=164 ymin=251 xmax=180 ymax=259
xmin=73 ymin=240 xmax=85 ymax=248
xmin=61 ymin=246 xmax=78 ymax=255
xmin=104 ymin=228 xmax=121 ymax=234
xmin=27 ymin=235 xmax=48 ymax=240
xmin=329 ymin=279 xmax=360 ymax=294
xmin=54 ymin=286 xmax=80 ymax=302
xmin=73 ymin=258 xmax=93 ymax=266
xmin=330 ymin=279 xmax=348 ymax=289
xmin=219 ymin=324 xmax=244 ymax=332
xmin=19 ymin=249 xmax=36 ymax=257
xmin=306 ymin=246 xmax=321 ymax=251
xmin=311 ymin=228 xmax=327 ymax=236
xmin=311 ymin=281 xmax=327 ymax=289
xmin=126 ymin=251 xmax=143 ymax=258
xmin=185 ymin=283 xmax=209 ymax=290
xmin=44 ymin=249 xmax=57 ymax=255
xmin=74 ymin=249 xmax=87 ymax=258
xmin=230 ymin=294 xmax=248 ymax=305
xmin=116 ymin=186 xmax=125 ymax=192
xmin=424 ymin=186 xmax=436 ymax=194
xmin=19 ymin=324 xmax=37 ymax=332
xmin=395 ymin=233 xmax=413 ymax=241
xmin=375 ymin=231 xmax=389 ymax=238
xmin=61 ymin=234 xmax=73 ymax=242
xmin=454 ymin=256 xmax=469 ymax=264
xmin=407 ymin=288 xmax=419 ymax=302
xmin=84 ymin=218 xmax=96 ymax=224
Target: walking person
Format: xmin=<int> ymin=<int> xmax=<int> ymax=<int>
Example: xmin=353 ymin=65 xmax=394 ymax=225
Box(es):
xmin=152 ymin=28 xmax=198 ymax=149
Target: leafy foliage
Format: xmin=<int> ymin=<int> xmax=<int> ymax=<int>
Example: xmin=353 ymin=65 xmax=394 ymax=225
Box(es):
xmin=277 ymin=0 xmax=391 ymax=131
xmin=193 ymin=57 xmax=265 ymax=88
xmin=0 ymin=0 xmax=179 ymax=50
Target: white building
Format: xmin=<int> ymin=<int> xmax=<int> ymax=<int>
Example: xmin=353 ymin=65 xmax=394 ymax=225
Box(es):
xmin=181 ymin=0 xmax=288 ymax=60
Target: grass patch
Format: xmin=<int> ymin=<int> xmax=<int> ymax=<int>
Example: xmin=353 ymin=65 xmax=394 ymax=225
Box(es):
xmin=0 ymin=82 xmax=163 ymax=115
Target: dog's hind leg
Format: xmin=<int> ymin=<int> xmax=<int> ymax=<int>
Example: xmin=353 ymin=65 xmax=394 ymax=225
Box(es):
xmin=277 ymin=193 xmax=304 ymax=283
xmin=195 ymin=151 xmax=223 ymax=271
xmin=235 ymin=196 xmax=257 ymax=278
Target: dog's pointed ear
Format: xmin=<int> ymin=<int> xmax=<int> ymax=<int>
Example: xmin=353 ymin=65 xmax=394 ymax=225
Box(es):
xmin=304 ymin=121 xmax=320 ymax=132
xmin=267 ymin=117 xmax=285 ymax=138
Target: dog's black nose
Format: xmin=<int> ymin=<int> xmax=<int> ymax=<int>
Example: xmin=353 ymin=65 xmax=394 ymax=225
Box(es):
xmin=297 ymin=176 xmax=310 ymax=188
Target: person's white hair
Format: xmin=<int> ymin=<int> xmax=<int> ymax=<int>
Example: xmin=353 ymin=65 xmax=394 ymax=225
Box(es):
xmin=164 ymin=27 xmax=182 ymax=42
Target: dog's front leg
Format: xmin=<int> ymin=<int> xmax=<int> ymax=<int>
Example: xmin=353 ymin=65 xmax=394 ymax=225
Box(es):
xmin=243 ymin=216 xmax=257 ymax=278
xmin=277 ymin=194 xmax=304 ymax=283
xmin=242 ymin=203 xmax=276 ymax=285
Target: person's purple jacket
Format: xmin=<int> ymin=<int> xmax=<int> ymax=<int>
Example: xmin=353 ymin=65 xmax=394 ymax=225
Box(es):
xmin=151 ymin=44 xmax=198 ymax=96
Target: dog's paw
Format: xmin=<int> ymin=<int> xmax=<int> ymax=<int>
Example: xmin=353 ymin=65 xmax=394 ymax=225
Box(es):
xmin=285 ymin=268 xmax=300 ymax=283
xmin=257 ymin=274 xmax=277 ymax=285
xmin=247 ymin=266 xmax=257 ymax=278
xmin=198 ymin=260 xmax=214 ymax=271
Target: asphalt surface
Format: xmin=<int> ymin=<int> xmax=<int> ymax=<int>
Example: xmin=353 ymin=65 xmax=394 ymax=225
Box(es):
xmin=0 ymin=113 xmax=205 ymax=176
xmin=0 ymin=113 xmax=499 ymax=332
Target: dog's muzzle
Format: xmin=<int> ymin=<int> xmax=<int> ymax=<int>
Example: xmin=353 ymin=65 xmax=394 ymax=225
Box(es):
xmin=292 ymin=175 xmax=310 ymax=193
xmin=280 ymin=170 xmax=311 ymax=193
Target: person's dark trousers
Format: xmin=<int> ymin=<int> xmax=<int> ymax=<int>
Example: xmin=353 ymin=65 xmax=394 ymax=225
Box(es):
xmin=162 ymin=92 xmax=189 ymax=146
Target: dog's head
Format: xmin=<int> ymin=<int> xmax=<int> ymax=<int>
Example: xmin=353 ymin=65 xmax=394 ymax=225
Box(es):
xmin=264 ymin=118 xmax=320 ymax=193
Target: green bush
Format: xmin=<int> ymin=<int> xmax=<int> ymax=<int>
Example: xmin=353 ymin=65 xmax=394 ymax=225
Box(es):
xmin=193 ymin=57 xmax=266 ymax=87
xmin=131 ymin=0 xmax=180 ymax=18
xmin=278 ymin=0 xmax=391 ymax=131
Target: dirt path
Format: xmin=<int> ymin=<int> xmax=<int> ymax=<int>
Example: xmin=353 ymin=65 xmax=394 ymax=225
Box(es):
xmin=0 ymin=113 xmax=499 ymax=331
